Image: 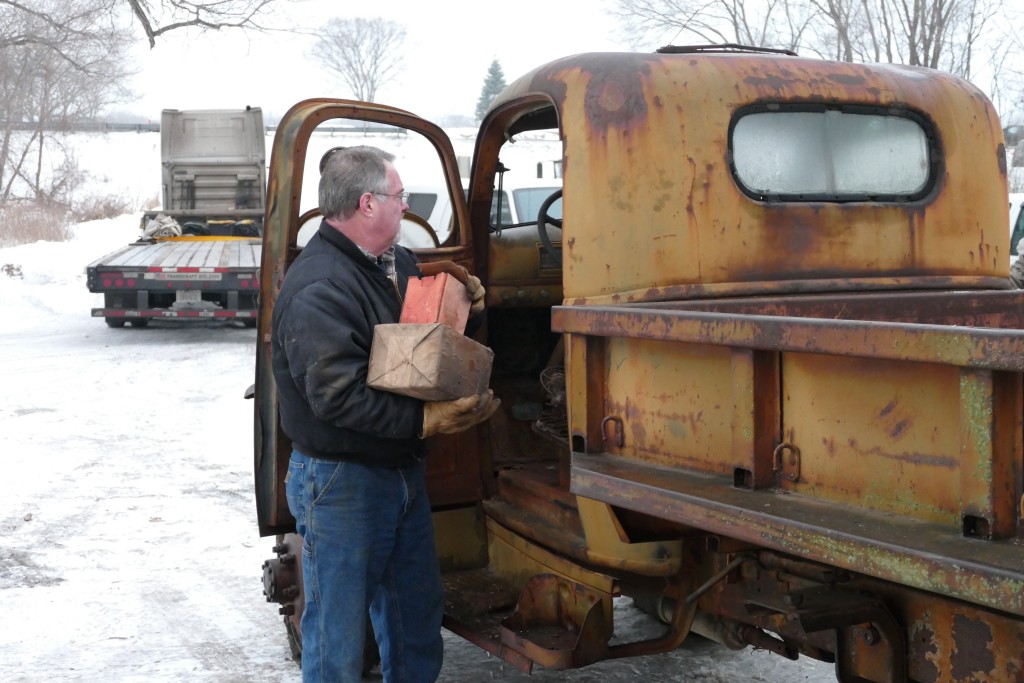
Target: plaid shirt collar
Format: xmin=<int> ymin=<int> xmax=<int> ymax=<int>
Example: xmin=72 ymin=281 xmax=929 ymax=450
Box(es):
xmin=358 ymin=245 xmax=397 ymax=286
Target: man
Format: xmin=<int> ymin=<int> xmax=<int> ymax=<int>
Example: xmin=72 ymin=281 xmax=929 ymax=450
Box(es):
xmin=1012 ymin=237 xmax=1024 ymax=289
xmin=272 ymin=145 xmax=498 ymax=682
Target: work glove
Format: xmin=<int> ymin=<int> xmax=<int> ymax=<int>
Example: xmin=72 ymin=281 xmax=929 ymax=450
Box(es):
xmin=421 ymin=390 xmax=500 ymax=438
xmin=465 ymin=275 xmax=485 ymax=316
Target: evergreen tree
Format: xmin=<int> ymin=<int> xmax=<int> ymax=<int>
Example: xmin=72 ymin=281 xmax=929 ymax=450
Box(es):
xmin=475 ymin=59 xmax=507 ymax=123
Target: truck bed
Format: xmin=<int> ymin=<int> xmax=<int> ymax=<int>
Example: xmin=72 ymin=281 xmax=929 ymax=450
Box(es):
xmin=89 ymin=237 xmax=261 ymax=271
xmin=87 ymin=237 xmax=262 ymax=325
xmin=552 ymin=289 xmax=1024 ymax=619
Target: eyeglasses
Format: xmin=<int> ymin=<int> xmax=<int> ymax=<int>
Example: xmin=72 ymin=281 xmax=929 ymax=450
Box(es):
xmin=374 ymin=191 xmax=410 ymax=202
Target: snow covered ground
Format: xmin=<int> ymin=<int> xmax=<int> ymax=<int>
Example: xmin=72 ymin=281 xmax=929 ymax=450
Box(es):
xmin=0 ymin=132 xmax=840 ymax=682
xmin=0 ymin=216 xmax=295 ymax=682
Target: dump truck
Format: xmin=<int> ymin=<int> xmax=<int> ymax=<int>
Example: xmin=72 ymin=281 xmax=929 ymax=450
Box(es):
xmin=86 ymin=107 xmax=265 ymax=327
xmin=253 ymin=47 xmax=1024 ymax=681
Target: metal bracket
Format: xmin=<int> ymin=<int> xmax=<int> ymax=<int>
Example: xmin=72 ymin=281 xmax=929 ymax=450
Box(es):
xmin=772 ymin=442 xmax=801 ymax=482
xmin=746 ymin=586 xmax=907 ymax=683
xmin=600 ymin=416 xmax=624 ymax=448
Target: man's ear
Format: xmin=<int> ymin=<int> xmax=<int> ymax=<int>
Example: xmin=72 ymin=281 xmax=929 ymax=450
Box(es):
xmin=357 ymin=192 xmax=375 ymax=216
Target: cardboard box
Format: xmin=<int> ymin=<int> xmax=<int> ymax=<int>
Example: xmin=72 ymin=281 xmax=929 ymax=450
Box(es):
xmin=367 ymin=323 xmax=493 ymax=401
xmin=400 ymin=272 xmax=470 ymax=332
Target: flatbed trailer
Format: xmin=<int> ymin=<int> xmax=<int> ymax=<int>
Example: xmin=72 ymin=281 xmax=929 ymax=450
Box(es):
xmin=85 ymin=106 xmax=266 ymax=328
xmin=86 ymin=234 xmax=261 ymax=327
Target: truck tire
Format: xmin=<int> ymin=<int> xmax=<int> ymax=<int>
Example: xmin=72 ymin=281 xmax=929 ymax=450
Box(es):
xmin=105 ymin=318 xmax=126 ymax=328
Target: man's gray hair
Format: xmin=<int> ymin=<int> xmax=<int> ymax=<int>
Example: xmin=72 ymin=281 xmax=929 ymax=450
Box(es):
xmin=319 ymin=146 xmax=396 ymax=220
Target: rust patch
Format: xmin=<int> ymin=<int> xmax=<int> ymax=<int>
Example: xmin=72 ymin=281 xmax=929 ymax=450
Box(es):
xmin=890 ymin=420 xmax=910 ymax=439
xmin=950 ymin=614 xmax=994 ymax=680
xmin=628 ymin=418 xmax=647 ymax=446
xmin=583 ymin=58 xmax=650 ymax=134
xmin=742 ymin=74 xmax=790 ymax=91
xmin=830 ymin=73 xmax=869 ymax=86
xmin=845 ymin=438 xmax=957 ymax=468
xmin=524 ymin=67 xmax=569 ymax=112
xmin=908 ymin=617 xmax=940 ymax=683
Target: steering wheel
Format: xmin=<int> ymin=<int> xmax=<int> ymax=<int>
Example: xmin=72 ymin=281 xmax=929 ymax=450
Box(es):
xmin=298 ymin=207 xmax=322 ymax=225
xmin=537 ymin=189 xmax=563 ymax=267
xmin=401 ymin=211 xmax=442 ymax=248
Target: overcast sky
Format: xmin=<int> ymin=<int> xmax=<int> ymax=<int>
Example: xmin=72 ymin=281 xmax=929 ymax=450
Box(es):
xmin=124 ymin=0 xmax=634 ymax=124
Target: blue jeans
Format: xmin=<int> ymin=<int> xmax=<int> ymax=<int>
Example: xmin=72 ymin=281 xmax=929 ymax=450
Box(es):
xmin=285 ymin=450 xmax=443 ymax=683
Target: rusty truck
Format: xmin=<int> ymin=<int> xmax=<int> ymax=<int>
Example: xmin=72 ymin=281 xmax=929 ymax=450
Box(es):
xmin=253 ymin=46 xmax=1024 ymax=681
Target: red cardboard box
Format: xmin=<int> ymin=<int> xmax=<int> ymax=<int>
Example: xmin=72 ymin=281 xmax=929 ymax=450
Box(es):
xmin=400 ymin=272 xmax=470 ymax=333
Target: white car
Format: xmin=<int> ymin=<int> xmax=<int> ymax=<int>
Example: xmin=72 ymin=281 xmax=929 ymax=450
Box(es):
xmin=1011 ymin=193 xmax=1024 ymax=261
xmin=488 ymin=177 xmax=562 ymax=227
xmin=399 ymin=177 xmax=562 ymax=249
xmin=400 ymin=182 xmax=463 ymax=249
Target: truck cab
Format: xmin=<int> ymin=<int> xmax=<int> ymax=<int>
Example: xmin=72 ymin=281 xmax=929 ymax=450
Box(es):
xmin=254 ymin=47 xmax=1024 ymax=681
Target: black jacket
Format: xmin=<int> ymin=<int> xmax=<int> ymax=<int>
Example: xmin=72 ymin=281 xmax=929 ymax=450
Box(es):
xmin=271 ymin=221 xmax=425 ymax=467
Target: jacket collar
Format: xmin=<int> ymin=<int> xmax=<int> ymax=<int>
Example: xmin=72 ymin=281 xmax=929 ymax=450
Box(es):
xmin=316 ymin=220 xmax=380 ymax=275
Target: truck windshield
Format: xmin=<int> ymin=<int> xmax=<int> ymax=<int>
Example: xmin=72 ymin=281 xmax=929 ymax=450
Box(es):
xmin=488 ymin=187 xmax=562 ymax=226
xmin=731 ymin=108 xmax=932 ymax=200
xmin=513 ymin=188 xmax=562 ymax=222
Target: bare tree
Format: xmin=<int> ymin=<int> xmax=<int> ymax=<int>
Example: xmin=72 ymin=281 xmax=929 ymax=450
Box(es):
xmin=123 ymin=0 xmax=281 ymax=48
xmin=312 ymin=17 xmax=406 ymax=102
xmin=0 ymin=0 xmax=287 ymax=224
xmin=0 ymin=0 xmax=133 ymax=206
xmin=799 ymin=0 xmax=1004 ymax=78
xmin=611 ymin=0 xmax=1006 ymax=78
xmin=607 ymin=0 xmax=814 ymax=51
xmin=987 ymin=24 xmax=1024 ymax=125
xmin=609 ymin=0 xmax=1015 ymax=117
xmin=0 ymin=0 xmax=286 ymax=52
xmin=21 ymin=40 xmax=131 ymax=203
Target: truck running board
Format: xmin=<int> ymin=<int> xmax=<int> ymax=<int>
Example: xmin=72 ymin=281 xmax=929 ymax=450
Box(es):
xmin=570 ymin=452 xmax=1024 ymax=620
xmin=441 ymin=569 xmax=611 ymax=673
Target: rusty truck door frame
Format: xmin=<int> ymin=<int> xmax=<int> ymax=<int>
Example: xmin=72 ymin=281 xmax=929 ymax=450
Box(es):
xmin=253 ymin=99 xmax=472 ymax=536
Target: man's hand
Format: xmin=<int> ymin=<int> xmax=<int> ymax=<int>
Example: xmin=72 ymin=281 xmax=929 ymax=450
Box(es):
xmin=421 ymin=390 xmax=500 ymax=438
xmin=465 ymin=275 xmax=485 ymax=316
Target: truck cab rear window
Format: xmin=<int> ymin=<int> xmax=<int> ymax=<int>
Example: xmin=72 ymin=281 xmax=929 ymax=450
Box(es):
xmin=730 ymin=107 xmax=933 ymax=201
